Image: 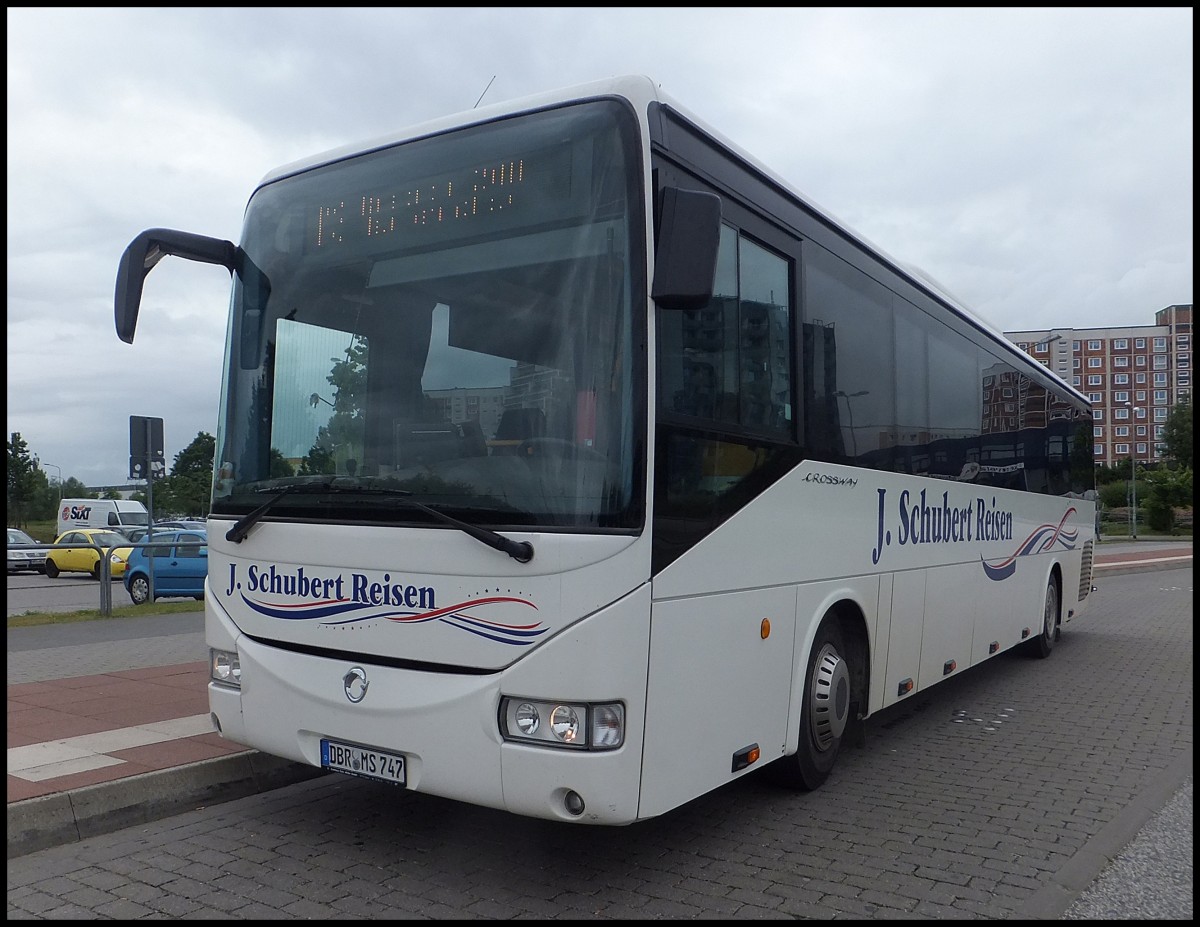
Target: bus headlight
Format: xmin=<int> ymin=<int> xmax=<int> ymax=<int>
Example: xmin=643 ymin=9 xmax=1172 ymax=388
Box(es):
xmin=210 ymin=648 xmax=242 ymax=688
xmin=500 ymin=697 xmax=624 ymax=750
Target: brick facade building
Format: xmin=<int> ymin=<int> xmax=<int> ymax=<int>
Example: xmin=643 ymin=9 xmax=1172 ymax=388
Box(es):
xmin=1006 ymin=303 xmax=1192 ymax=467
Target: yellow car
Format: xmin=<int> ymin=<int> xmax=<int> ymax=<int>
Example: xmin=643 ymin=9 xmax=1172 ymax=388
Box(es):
xmin=45 ymin=529 xmax=135 ymax=580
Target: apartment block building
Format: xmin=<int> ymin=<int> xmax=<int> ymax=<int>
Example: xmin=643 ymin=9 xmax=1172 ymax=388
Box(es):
xmin=1006 ymin=303 xmax=1192 ymax=468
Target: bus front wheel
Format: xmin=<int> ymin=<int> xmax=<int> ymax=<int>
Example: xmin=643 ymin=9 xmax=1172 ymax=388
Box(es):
xmin=772 ymin=615 xmax=852 ymax=791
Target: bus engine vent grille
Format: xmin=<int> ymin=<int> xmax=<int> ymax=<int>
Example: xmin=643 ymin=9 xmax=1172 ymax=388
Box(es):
xmin=1078 ymin=540 xmax=1095 ymax=600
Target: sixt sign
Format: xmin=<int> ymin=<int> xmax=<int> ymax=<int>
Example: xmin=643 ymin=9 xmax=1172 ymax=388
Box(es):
xmin=62 ymin=504 xmax=92 ymax=521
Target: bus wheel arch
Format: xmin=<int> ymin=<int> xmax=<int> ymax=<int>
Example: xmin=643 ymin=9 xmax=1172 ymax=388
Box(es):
xmin=771 ymin=602 xmax=869 ymax=791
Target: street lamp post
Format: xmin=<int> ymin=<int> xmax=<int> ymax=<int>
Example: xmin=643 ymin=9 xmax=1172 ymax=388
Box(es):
xmin=1127 ymin=454 xmax=1138 ymax=540
xmin=42 ymin=458 xmax=62 ymax=499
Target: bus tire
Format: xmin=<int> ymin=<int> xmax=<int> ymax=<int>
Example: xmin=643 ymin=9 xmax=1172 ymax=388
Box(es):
xmin=1026 ymin=574 xmax=1060 ymax=659
xmin=772 ymin=615 xmax=851 ymax=791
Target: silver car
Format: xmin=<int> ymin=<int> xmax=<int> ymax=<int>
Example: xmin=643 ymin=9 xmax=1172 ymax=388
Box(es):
xmin=7 ymin=527 xmax=49 ymax=574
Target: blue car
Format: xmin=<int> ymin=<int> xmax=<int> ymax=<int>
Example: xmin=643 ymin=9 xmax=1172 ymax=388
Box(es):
xmin=123 ymin=529 xmax=208 ymax=605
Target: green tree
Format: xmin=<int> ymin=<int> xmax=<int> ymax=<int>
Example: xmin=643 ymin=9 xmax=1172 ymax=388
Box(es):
xmin=1098 ymin=481 xmax=1128 ymax=510
xmin=269 ymin=448 xmax=296 ymax=479
xmin=60 ymin=477 xmax=95 ymax=499
xmin=29 ymin=470 xmax=58 ymax=521
xmin=1093 ymin=462 xmax=1128 ymax=485
xmin=155 ymin=432 xmax=216 ymax=516
xmin=1143 ymin=467 xmax=1193 ymax=534
xmin=6 ymin=432 xmax=40 ymax=527
xmin=1161 ymin=398 xmax=1192 ymax=468
xmin=299 ymin=427 xmax=337 ymax=475
xmin=302 ymin=334 xmax=368 ymax=474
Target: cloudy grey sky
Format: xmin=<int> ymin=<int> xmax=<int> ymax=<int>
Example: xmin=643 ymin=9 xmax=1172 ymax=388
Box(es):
xmin=6 ymin=7 xmax=1193 ymax=488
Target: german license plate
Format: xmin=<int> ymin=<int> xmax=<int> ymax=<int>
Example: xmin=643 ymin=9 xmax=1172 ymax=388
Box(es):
xmin=320 ymin=738 xmax=407 ymax=786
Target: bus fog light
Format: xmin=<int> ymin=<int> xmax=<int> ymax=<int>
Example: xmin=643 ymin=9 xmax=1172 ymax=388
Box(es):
xmin=210 ymin=649 xmax=241 ymax=688
xmin=564 ymin=790 xmax=585 ymax=816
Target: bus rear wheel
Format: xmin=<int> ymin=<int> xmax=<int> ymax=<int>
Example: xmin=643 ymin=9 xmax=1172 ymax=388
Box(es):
xmin=1026 ymin=575 xmax=1060 ymax=659
xmin=772 ymin=615 xmax=852 ymax=791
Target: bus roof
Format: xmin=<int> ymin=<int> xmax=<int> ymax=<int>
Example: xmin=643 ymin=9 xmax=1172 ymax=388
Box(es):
xmin=255 ymin=74 xmax=1088 ymax=407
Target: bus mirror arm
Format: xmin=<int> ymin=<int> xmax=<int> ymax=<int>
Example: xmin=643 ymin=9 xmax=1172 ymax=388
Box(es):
xmin=115 ymin=228 xmax=237 ymax=344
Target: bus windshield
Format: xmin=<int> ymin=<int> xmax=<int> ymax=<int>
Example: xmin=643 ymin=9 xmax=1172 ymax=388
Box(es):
xmin=211 ymin=100 xmax=644 ymax=531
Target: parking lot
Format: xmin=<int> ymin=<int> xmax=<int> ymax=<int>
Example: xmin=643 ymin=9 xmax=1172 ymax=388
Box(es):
xmin=5 ymin=570 xmax=128 ymax=618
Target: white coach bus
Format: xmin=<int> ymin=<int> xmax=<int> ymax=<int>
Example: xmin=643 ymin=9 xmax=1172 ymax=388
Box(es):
xmin=114 ymin=75 xmax=1096 ymax=824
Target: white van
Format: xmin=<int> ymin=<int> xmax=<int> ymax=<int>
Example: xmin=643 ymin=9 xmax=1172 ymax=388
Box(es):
xmin=57 ymin=499 xmax=150 ymax=538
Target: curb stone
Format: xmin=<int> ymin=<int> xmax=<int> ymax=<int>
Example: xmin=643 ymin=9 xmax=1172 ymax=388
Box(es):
xmin=7 ymin=751 xmax=325 ymax=859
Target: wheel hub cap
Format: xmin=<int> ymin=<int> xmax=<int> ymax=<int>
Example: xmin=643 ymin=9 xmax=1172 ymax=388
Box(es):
xmin=810 ymin=644 xmax=850 ymax=750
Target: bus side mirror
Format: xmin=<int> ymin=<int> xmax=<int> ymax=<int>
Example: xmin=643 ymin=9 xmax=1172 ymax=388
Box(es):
xmin=651 ymin=187 xmax=721 ymax=310
xmin=234 ymin=250 xmax=273 ymax=369
xmin=115 ymin=228 xmax=237 ymax=344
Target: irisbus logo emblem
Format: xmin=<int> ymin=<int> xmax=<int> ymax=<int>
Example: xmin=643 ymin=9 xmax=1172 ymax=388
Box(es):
xmin=343 ymin=667 xmax=369 ymax=703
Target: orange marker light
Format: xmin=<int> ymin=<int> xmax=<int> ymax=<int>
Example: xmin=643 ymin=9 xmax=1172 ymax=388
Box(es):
xmin=760 ymin=618 xmax=771 ymax=639
xmin=732 ymin=743 xmax=760 ymax=771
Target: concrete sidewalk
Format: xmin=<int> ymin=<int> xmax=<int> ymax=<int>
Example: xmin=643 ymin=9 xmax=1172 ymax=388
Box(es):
xmin=6 ymin=660 xmax=323 ymax=858
xmin=7 ymin=540 xmax=1192 ymax=858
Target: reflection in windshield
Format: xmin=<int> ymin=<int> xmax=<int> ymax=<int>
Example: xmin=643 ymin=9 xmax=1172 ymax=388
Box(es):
xmin=212 ymin=100 xmax=644 ymax=532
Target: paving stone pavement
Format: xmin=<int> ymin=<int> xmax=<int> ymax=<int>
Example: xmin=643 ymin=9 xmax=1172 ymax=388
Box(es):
xmin=6 ymin=546 xmax=1192 ymax=918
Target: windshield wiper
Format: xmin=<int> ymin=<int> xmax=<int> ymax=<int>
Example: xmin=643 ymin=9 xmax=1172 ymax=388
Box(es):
xmin=224 ymin=480 xmax=534 ymax=563
xmin=225 ymin=482 xmax=330 ymax=544
xmin=386 ymin=494 xmax=534 ymax=563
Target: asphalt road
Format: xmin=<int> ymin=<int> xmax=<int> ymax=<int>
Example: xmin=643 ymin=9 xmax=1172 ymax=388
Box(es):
xmin=6 ymin=570 xmax=130 ymax=617
xmin=5 ymin=566 xmax=1192 ymax=919
xmin=5 ymin=569 xmax=203 ymax=618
